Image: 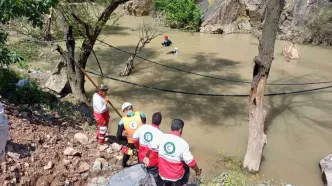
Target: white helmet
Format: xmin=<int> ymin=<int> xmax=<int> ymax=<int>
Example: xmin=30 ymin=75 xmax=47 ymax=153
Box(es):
xmin=174 ymin=47 xmax=178 ymax=51
xmin=122 ymin=102 xmax=133 ymax=112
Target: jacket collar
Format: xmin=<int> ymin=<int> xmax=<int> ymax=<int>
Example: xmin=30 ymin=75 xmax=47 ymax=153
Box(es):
xmin=170 ymin=131 xmax=181 ymax=137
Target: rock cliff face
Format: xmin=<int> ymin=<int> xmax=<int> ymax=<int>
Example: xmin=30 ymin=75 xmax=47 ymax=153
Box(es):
xmin=200 ymin=0 xmax=332 ymax=40
xmin=123 ymin=0 xmax=152 ymax=16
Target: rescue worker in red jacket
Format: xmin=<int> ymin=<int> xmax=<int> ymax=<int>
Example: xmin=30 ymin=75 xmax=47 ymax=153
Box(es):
xmin=93 ymin=84 xmax=110 ymax=144
xmin=133 ymin=112 xmax=163 ymax=185
xmin=117 ymin=102 xmax=146 ymax=168
xmin=147 ymin=119 xmax=201 ymax=186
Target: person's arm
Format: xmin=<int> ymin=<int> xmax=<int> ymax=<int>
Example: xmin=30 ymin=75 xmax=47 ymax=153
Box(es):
xmin=99 ymin=96 xmax=109 ymax=113
xmin=116 ymin=119 xmax=127 ymax=141
xmin=140 ymin=112 xmax=146 ymax=124
xmin=132 ymin=128 xmax=140 ymax=149
xmin=183 ymin=144 xmax=201 ymax=176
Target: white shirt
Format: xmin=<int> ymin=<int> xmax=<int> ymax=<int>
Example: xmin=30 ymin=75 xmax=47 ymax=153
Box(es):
xmin=93 ymin=93 xmax=108 ymax=114
xmin=133 ymin=124 xmax=163 ymax=149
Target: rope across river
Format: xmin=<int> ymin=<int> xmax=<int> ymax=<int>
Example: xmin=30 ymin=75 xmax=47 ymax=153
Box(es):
xmin=96 ymin=39 xmax=332 ymax=86
xmin=86 ymin=70 xmax=332 ymax=97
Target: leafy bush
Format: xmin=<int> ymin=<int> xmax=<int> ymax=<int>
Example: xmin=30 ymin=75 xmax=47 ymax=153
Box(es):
xmin=0 ymin=69 xmax=57 ymax=105
xmin=154 ymin=0 xmax=202 ymax=31
xmin=306 ymin=5 xmax=332 ymax=45
xmin=0 ymin=30 xmax=24 ymax=67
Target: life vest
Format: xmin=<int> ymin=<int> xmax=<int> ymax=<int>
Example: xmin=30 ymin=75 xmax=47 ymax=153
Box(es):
xmin=123 ymin=111 xmax=143 ymax=143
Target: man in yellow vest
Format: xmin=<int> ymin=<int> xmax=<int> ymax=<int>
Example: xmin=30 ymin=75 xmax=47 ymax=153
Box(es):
xmin=117 ymin=102 xmax=146 ymax=168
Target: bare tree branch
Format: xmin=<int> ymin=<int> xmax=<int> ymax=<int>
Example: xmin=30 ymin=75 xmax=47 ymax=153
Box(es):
xmin=71 ymin=13 xmax=92 ymax=41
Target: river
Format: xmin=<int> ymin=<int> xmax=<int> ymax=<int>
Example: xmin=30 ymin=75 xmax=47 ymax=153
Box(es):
xmin=32 ymin=15 xmax=332 ymax=186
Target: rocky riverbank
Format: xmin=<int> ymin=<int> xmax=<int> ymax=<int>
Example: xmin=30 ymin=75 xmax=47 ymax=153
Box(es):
xmin=0 ymin=99 xmax=134 ymax=186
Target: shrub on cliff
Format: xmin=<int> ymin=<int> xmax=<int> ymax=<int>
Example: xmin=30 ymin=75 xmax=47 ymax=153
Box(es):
xmin=154 ymin=0 xmax=202 ymax=31
xmin=307 ymin=5 xmax=332 ymax=45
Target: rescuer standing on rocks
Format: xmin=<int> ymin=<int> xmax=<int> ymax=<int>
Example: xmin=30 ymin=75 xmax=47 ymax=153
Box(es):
xmin=147 ymin=119 xmax=201 ymax=186
xmin=133 ymin=112 xmax=164 ymax=184
xmin=0 ymin=103 xmax=9 ymax=162
xmin=117 ymin=102 xmax=146 ymax=168
xmin=93 ymin=84 xmax=110 ymax=145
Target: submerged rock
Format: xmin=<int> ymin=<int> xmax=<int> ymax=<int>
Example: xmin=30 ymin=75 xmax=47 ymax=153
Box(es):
xmin=320 ymin=154 xmax=332 ymax=186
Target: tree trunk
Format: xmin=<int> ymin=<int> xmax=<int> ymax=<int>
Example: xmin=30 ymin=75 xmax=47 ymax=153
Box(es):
xmin=65 ymin=26 xmax=88 ymax=102
xmin=243 ymin=0 xmax=285 ymax=172
xmin=44 ymin=7 xmax=54 ymax=41
xmin=120 ymin=55 xmax=135 ymax=76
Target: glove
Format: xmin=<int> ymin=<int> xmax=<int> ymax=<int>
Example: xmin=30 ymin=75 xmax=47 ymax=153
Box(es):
xmin=121 ymin=146 xmax=138 ymax=156
xmin=121 ymin=146 xmax=129 ymax=155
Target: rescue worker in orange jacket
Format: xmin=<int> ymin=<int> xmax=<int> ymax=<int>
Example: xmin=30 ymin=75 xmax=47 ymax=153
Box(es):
xmin=93 ymin=84 xmax=110 ymax=144
xmin=117 ymin=102 xmax=146 ymax=168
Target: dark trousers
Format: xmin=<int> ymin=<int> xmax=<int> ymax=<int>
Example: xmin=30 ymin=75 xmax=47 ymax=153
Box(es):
xmin=122 ymin=143 xmax=136 ymax=167
xmin=162 ymin=164 xmax=190 ymax=186
xmin=146 ymin=166 xmax=163 ymax=186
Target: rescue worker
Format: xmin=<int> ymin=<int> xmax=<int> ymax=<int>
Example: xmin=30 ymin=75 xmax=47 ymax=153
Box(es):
xmin=133 ymin=112 xmax=163 ymax=184
xmin=162 ymin=35 xmax=172 ymax=47
xmin=93 ymin=84 xmax=110 ymax=145
xmin=147 ymin=119 xmax=201 ymax=186
xmin=166 ymin=47 xmax=178 ymax=55
xmin=117 ymin=102 xmax=146 ymax=168
xmin=0 ymin=103 xmax=9 ymax=162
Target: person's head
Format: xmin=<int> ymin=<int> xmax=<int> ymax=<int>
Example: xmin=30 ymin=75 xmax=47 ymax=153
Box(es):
xmin=171 ymin=119 xmax=184 ymax=135
xmin=164 ymin=35 xmax=168 ymax=40
xmin=152 ymin=112 xmax=162 ymax=126
xmin=122 ymin=102 xmax=133 ymax=115
xmin=174 ymin=47 xmax=178 ymax=51
xmin=99 ymin=84 xmax=108 ymax=96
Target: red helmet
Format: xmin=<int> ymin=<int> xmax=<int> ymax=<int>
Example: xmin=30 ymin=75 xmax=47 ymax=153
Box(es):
xmin=164 ymin=35 xmax=168 ymax=39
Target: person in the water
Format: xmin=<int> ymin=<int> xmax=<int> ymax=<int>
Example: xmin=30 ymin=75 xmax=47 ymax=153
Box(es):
xmin=162 ymin=35 xmax=172 ymax=47
xmin=166 ymin=47 xmax=178 ymax=55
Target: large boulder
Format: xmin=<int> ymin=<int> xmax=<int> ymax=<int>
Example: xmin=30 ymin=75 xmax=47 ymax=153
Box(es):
xmin=200 ymin=0 xmax=260 ymax=34
xmin=123 ymin=0 xmax=153 ymax=16
xmin=200 ymin=0 xmax=332 ymax=39
xmin=320 ymin=154 xmax=332 ymax=186
xmin=108 ymin=164 xmax=156 ymax=186
xmin=45 ymin=59 xmax=69 ymax=94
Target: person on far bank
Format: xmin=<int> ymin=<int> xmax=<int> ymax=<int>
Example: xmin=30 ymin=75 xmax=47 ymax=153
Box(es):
xmin=117 ymin=102 xmax=146 ymax=168
xmin=0 ymin=103 xmax=9 ymax=163
xmin=162 ymin=35 xmax=172 ymax=47
xmin=147 ymin=119 xmax=201 ymax=186
xmin=93 ymin=84 xmax=110 ymax=145
xmin=133 ymin=112 xmax=164 ymax=184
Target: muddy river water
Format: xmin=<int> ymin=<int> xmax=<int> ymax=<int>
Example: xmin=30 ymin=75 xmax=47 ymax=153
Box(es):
xmin=33 ymin=15 xmax=332 ymax=185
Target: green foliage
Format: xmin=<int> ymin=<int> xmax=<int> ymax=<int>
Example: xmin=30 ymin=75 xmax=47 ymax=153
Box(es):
xmin=154 ymin=0 xmax=202 ymax=31
xmin=0 ymin=0 xmax=59 ymax=28
xmin=0 ymin=0 xmax=58 ymax=67
xmin=0 ymin=69 xmax=57 ymax=105
xmin=307 ymin=5 xmax=332 ymax=45
xmin=0 ymin=30 xmax=24 ymax=67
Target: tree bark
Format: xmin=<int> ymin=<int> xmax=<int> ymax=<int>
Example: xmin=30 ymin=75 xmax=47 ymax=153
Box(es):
xmin=44 ymin=7 xmax=54 ymax=41
xmin=65 ymin=26 xmax=88 ymax=102
xmin=243 ymin=0 xmax=285 ymax=172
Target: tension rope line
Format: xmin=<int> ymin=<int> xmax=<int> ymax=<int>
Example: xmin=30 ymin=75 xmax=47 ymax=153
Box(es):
xmin=86 ymin=70 xmax=332 ymax=97
xmin=96 ymin=39 xmax=332 ymax=86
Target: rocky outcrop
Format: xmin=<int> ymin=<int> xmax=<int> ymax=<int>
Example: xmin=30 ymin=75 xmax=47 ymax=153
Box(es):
xmin=200 ymin=0 xmax=263 ymax=34
xmin=123 ymin=0 xmax=152 ymax=16
xmin=320 ymin=154 xmax=332 ymax=186
xmin=200 ymin=0 xmax=332 ymax=40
